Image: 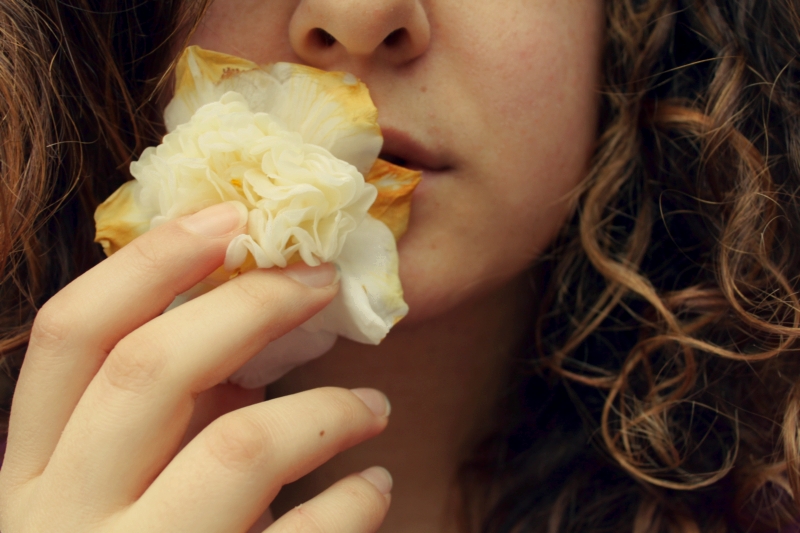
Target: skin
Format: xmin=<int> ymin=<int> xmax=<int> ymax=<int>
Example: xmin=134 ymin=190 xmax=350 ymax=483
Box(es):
xmin=0 ymin=0 xmax=604 ymax=532
xmin=190 ymin=0 xmax=603 ymax=530
xmin=0 ymin=206 xmax=392 ymax=533
xmin=191 ymin=0 xmax=604 ymax=322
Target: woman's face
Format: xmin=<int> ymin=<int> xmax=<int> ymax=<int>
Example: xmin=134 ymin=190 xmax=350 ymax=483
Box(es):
xmin=190 ymin=0 xmax=604 ymax=322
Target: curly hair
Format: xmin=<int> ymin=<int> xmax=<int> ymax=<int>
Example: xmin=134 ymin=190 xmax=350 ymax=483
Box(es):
xmin=1 ymin=1 xmax=799 ymax=533
xmin=461 ymin=1 xmax=800 ymax=531
xmin=0 ymin=0 xmax=206 ymax=429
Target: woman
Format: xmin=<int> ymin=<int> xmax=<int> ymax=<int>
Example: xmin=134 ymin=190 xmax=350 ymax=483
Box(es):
xmin=0 ymin=0 xmax=798 ymax=531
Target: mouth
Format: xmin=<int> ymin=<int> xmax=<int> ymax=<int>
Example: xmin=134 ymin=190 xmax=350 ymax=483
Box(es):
xmin=379 ymin=128 xmax=452 ymax=173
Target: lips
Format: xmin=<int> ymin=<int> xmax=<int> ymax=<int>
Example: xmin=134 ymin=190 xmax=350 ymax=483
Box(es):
xmin=379 ymin=128 xmax=452 ymax=172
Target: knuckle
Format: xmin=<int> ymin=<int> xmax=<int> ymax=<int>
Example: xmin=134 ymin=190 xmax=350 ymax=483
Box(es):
xmin=124 ymin=237 xmax=170 ymax=279
xmin=284 ymin=505 xmax=327 ymax=533
xmin=318 ymin=387 xmax=361 ymax=425
xmin=0 ymin=480 xmax=11 ymax=518
xmin=283 ymin=478 xmax=386 ymax=533
xmin=227 ymin=273 xmax=278 ymax=310
xmin=101 ymin=336 xmax=167 ymax=394
xmin=203 ymin=413 xmax=269 ymax=471
xmin=29 ymin=300 xmax=75 ymax=353
xmin=347 ymin=479 xmax=387 ymax=517
xmin=0 ymin=507 xmax=7 ymax=533
xmin=0 ymin=478 xmax=22 ymax=531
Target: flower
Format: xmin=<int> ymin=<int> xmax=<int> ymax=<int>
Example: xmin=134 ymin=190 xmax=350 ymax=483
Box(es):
xmin=133 ymin=92 xmax=377 ymax=270
xmin=95 ymin=46 xmax=420 ymax=388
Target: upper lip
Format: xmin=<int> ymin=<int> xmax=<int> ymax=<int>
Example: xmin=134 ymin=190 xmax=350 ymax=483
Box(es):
xmin=379 ymin=128 xmax=452 ymax=172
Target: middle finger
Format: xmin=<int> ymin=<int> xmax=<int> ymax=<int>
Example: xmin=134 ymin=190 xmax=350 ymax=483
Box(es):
xmin=4 ymin=203 xmax=246 ymax=482
xmin=42 ymin=264 xmax=338 ymax=510
xmin=125 ymin=387 xmax=390 ymax=533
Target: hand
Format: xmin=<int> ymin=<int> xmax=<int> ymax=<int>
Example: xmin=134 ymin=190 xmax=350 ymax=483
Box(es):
xmin=0 ymin=202 xmax=391 ymax=532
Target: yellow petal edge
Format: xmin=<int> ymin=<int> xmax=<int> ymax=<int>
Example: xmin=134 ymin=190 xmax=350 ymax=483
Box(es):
xmin=94 ymin=181 xmax=149 ymax=256
xmin=95 ymin=47 xmax=421 ymax=256
xmin=366 ymin=160 xmax=421 ymax=241
xmin=174 ymin=46 xmax=258 ymax=97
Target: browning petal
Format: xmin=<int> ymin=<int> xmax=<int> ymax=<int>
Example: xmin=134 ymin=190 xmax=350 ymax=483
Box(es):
xmin=174 ymin=46 xmax=258 ymax=98
xmin=94 ymin=180 xmax=151 ymax=256
xmin=365 ymin=159 xmax=422 ymax=240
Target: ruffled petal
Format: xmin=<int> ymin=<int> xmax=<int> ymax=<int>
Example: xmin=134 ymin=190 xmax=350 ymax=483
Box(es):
xmin=165 ymin=46 xmax=382 ymax=174
xmin=254 ymin=64 xmax=381 ymax=174
xmin=303 ymin=215 xmax=407 ymax=344
xmin=164 ymin=47 xmax=258 ymax=132
xmin=96 ymin=46 xmax=420 ymax=390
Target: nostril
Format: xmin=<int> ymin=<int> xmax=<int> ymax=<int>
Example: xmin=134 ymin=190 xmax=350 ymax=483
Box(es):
xmin=383 ymin=28 xmax=406 ymax=48
xmin=312 ymin=28 xmax=337 ymax=48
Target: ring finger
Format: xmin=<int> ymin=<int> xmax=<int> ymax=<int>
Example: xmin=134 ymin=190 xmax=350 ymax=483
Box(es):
xmin=41 ymin=264 xmax=338 ymax=510
xmin=265 ymin=467 xmax=392 ymax=533
xmin=3 ymin=203 xmax=246 ymax=482
xmin=116 ymin=388 xmax=390 ymax=533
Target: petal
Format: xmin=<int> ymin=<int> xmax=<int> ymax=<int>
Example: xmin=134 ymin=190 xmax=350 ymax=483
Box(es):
xmin=304 ymin=215 xmax=408 ymax=344
xmin=255 ymin=63 xmax=381 ymax=174
xmin=164 ymin=46 xmax=258 ymax=132
xmin=97 ymin=48 xmax=418 ymax=390
xmin=365 ymin=159 xmax=422 ymax=240
xmin=164 ymin=46 xmax=383 ymax=174
xmin=94 ymin=180 xmax=154 ymax=256
xmin=223 ymin=327 xmax=338 ymax=389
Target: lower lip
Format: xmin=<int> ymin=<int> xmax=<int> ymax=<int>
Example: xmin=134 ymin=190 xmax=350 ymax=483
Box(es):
xmin=411 ymin=167 xmax=451 ymax=199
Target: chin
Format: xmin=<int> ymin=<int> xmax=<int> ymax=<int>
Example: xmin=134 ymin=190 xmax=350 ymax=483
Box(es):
xmin=394 ymin=245 xmax=524 ymax=328
xmin=393 ymin=228 xmax=455 ymax=325
xmin=395 ymin=278 xmax=456 ymax=325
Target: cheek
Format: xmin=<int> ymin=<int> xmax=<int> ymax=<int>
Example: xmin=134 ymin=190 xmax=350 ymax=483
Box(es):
xmin=396 ymin=2 xmax=603 ymax=322
xmin=467 ymin=1 xmax=602 ymax=240
xmin=473 ymin=6 xmax=602 ymax=167
xmin=189 ymin=0 xmax=300 ymax=64
xmin=446 ymin=2 xmax=602 ymax=219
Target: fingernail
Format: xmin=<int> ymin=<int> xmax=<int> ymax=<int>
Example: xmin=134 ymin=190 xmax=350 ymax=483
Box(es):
xmin=282 ymin=262 xmax=339 ymax=288
xmin=359 ymin=466 xmax=393 ymax=495
xmin=181 ymin=202 xmax=248 ymax=237
xmin=350 ymin=388 xmax=391 ymax=417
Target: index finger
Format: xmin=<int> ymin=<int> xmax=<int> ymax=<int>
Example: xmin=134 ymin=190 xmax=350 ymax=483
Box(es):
xmin=3 ymin=202 xmax=246 ymax=483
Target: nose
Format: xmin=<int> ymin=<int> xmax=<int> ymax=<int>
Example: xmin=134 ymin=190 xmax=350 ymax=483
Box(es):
xmin=289 ymin=0 xmax=430 ymax=69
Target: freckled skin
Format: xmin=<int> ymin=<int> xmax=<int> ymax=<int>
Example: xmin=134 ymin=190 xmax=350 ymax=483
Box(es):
xmin=190 ymin=0 xmax=604 ymax=323
xmin=187 ymin=3 xmax=605 ymax=530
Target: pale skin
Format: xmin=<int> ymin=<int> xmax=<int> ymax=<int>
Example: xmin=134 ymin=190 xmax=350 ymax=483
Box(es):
xmin=0 ymin=0 xmax=604 ymax=532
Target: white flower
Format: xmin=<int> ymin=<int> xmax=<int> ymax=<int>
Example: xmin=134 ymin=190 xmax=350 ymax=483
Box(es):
xmin=95 ymin=46 xmax=420 ymax=389
xmin=133 ymin=92 xmax=377 ymax=270
xmin=164 ymin=51 xmax=382 ymax=176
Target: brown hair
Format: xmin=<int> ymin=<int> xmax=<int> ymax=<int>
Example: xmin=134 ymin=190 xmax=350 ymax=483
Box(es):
xmin=462 ymin=0 xmax=800 ymax=531
xmin=1 ymin=1 xmax=799 ymax=532
xmin=0 ymin=0 xmax=207 ymax=427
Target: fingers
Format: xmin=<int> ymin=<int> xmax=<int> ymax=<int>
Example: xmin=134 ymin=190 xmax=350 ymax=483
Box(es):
xmin=4 ymin=202 xmax=247 ymax=483
xmin=119 ymin=388 xmax=389 ymax=533
xmin=42 ymin=263 xmax=338 ymax=509
xmin=265 ymin=467 xmax=392 ymax=533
